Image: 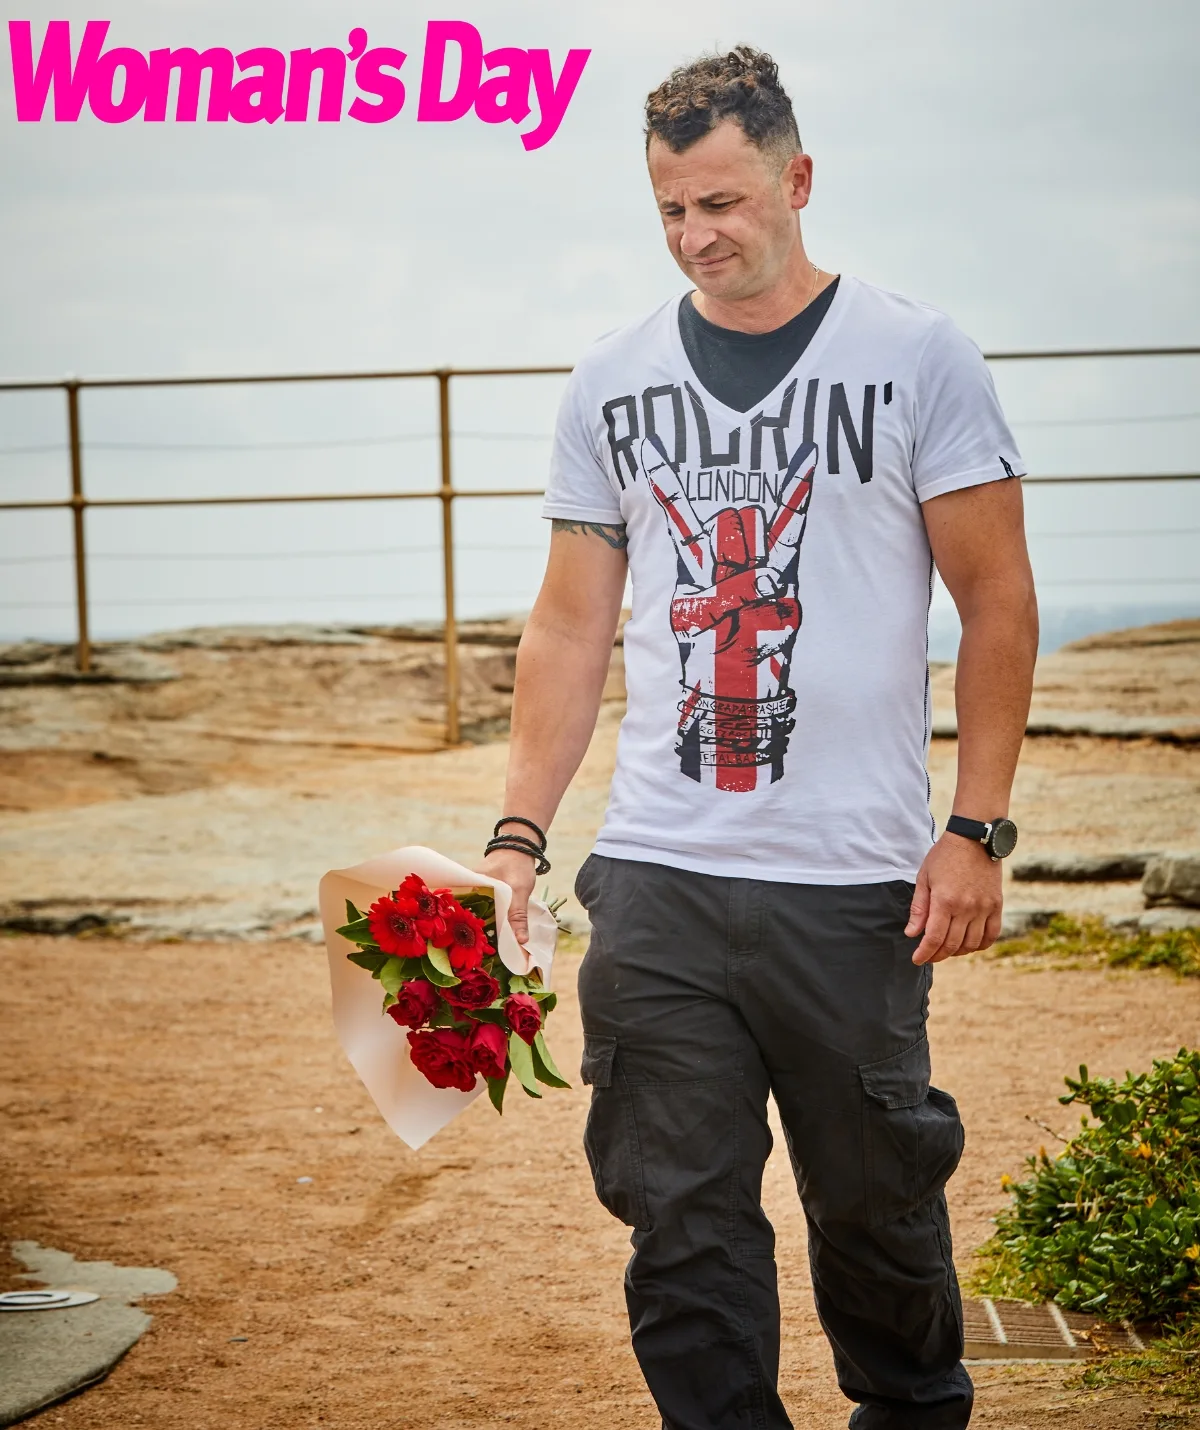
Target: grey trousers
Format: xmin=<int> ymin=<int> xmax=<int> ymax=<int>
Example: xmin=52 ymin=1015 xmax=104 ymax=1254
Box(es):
xmin=574 ymin=854 xmax=971 ymax=1430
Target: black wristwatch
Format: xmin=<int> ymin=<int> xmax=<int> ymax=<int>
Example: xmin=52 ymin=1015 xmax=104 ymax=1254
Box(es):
xmin=945 ymin=814 xmax=1018 ymax=861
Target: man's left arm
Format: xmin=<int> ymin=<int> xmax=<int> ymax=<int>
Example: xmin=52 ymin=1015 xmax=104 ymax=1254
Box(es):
xmin=907 ymin=476 xmax=1039 ymax=964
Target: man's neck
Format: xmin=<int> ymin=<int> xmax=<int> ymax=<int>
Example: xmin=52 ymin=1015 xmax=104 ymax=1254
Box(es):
xmin=691 ymin=241 xmax=831 ymax=335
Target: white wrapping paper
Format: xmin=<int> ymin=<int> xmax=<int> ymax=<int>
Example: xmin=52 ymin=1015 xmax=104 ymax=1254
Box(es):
xmin=319 ymin=845 xmax=558 ymax=1149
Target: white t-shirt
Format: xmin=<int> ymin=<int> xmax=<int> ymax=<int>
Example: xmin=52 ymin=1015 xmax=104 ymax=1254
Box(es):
xmin=543 ymin=276 xmax=1026 ymax=884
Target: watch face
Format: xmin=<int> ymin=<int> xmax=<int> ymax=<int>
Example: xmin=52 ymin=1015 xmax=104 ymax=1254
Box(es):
xmin=989 ymin=819 xmax=1019 ymax=859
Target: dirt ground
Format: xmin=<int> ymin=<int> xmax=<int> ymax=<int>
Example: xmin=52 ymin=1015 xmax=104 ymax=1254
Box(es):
xmin=2 ymin=937 xmax=1198 ymax=1429
xmin=1 ymin=617 xmax=1198 ymax=1427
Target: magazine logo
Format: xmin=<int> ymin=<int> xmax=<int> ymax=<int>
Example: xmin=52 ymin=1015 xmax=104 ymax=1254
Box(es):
xmin=7 ymin=19 xmax=590 ymax=149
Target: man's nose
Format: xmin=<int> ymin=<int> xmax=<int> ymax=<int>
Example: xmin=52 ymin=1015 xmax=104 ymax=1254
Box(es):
xmin=679 ymin=213 xmax=719 ymax=258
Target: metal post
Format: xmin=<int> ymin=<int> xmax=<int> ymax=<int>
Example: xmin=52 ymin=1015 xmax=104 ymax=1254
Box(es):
xmin=65 ymin=380 xmax=91 ymax=673
xmin=437 ymin=370 xmax=461 ymax=745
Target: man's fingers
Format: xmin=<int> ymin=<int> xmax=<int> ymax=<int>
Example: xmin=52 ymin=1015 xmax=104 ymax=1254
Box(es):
xmin=926 ymin=907 xmax=1001 ymax=961
xmin=959 ymin=915 xmax=990 ymax=955
xmin=508 ymin=902 xmax=530 ymax=944
xmin=932 ymin=915 xmax=972 ymax=960
xmin=479 ymin=849 xmax=536 ymax=946
xmin=905 ymin=875 xmax=931 ymax=938
xmin=980 ymin=911 xmax=1003 ymax=951
xmin=912 ymin=903 xmax=950 ymax=964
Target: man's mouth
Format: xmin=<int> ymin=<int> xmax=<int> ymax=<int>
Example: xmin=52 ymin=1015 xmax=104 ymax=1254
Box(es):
xmin=688 ymin=253 xmax=735 ymax=269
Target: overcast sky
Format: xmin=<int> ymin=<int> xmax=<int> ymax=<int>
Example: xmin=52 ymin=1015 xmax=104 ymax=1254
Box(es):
xmin=1 ymin=0 xmax=1197 ymax=647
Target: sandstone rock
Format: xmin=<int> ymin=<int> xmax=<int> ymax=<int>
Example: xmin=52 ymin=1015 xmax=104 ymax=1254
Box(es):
xmin=997 ymin=909 xmax=1056 ymax=939
xmin=1137 ymin=906 xmax=1200 ymax=932
xmin=1142 ymin=854 xmax=1200 ymax=909
xmin=1012 ymin=852 xmax=1155 ymax=883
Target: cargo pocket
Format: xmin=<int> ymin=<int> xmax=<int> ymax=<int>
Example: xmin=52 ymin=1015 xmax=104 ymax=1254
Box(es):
xmin=580 ymin=1033 xmax=651 ymax=1231
xmin=860 ymin=1035 xmax=931 ymax=1226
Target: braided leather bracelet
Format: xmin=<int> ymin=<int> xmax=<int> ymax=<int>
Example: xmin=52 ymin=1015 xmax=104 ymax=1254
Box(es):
xmin=484 ymin=834 xmax=551 ymax=876
xmin=493 ymin=815 xmax=547 ymax=851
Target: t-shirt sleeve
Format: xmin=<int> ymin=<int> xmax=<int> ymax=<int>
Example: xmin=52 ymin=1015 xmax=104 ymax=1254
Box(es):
xmin=541 ymin=367 xmax=625 ymax=525
xmin=911 ymin=315 xmax=1027 ymax=502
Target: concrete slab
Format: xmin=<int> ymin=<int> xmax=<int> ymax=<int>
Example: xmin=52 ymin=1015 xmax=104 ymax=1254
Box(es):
xmin=0 ymin=1242 xmax=175 ymax=1427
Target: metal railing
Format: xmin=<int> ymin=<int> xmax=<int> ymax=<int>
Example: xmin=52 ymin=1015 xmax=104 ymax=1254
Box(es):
xmin=1 ymin=346 xmax=1198 ymax=744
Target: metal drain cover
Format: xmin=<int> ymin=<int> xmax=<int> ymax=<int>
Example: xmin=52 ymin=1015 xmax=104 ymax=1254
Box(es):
xmin=963 ymin=1298 xmax=1144 ymax=1362
xmin=0 ymin=1289 xmax=100 ymax=1311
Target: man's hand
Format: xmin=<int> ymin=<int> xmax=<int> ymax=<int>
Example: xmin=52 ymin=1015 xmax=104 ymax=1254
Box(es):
xmin=479 ymin=847 xmax=538 ymax=947
xmin=906 ymin=834 xmax=1003 ymax=965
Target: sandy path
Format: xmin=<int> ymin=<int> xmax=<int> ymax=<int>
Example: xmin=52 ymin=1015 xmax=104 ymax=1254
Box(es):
xmin=2 ymin=934 xmax=1197 ymax=1429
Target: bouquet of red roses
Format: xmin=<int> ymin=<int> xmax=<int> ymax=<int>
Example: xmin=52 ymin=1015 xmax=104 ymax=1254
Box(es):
xmin=335 ymin=872 xmax=568 ymax=1112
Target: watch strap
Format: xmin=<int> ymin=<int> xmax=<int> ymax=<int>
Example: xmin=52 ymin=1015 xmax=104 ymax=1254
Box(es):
xmin=946 ymin=814 xmax=990 ymax=844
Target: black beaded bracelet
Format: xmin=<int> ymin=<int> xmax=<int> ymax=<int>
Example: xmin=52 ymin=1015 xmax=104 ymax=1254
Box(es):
xmin=493 ymin=815 xmax=547 ymax=851
xmin=484 ymin=835 xmax=551 ymax=876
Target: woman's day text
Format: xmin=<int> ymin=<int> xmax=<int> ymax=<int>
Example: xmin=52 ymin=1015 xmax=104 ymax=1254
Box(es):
xmin=8 ymin=19 xmax=590 ymax=150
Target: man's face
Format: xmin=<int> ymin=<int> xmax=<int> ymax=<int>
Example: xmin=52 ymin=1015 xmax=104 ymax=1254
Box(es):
xmin=648 ymin=119 xmax=811 ymax=303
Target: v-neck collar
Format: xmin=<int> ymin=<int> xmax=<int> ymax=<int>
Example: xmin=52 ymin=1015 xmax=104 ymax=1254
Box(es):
xmin=668 ymin=274 xmax=858 ymax=423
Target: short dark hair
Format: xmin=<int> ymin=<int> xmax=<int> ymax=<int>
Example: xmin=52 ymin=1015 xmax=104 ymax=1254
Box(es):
xmin=645 ymin=46 xmax=801 ymax=159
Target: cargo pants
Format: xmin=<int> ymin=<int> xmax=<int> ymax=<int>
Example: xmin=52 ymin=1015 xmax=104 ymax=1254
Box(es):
xmin=574 ymin=854 xmax=972 ymax=1430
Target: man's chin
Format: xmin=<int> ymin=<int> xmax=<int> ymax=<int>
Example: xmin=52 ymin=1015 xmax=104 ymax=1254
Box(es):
xmin=690 ymin=273 xmax=737 ymax=298
xmin=687 ymin=260 xmax=756 ymax=302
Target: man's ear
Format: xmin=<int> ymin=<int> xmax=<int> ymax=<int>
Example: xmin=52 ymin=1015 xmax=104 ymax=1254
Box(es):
xmin=784 ymin=152 xmax=813 ymax=212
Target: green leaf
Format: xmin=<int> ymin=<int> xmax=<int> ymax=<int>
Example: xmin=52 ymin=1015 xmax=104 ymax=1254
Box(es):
xmin=335 ymin=915 xmax=374 ymax=942
xmin=508 ymin=1032 xmax=542 ymax=1099
xmin=421 ymin=953 xmax=460 ymax=988
xmin=530 ymin=990 xmax=558 ymax=1013
xmin=532 ymin=1031 xmax=571 ymax=1088
xmin=508 ymin=975 xmax=529 ymax=994
xmin=425 ymin=944 xmax=456 ymax=980
xmin=458 ymin=891 xmax=496 ymax=920
xmin=487 ymin=1071 xmax=509 ymax=1114
xmin=345 ymin=898 xmax=363 ymax=923
xmin=346 ymin=948 xmax=390 ymax=975
xmin=382 ymin=990 xmax=397 ymax=1012
xmin=464 ymin=1006 xmax=510 ymax=1026
xmin=379 ymin=958 xmax=408 ymax=996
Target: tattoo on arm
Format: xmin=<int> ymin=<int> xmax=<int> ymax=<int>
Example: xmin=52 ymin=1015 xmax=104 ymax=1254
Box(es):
xmin=551 ymin=518 xmax=628 ymax=550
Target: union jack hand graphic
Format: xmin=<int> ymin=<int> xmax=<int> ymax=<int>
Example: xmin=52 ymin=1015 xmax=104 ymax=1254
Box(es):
xmin=640 ymin=434 xmax=817 ymax=791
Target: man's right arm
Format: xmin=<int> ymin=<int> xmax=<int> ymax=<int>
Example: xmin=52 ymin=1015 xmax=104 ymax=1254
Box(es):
xmin=480 ymin=519 xmax=628 ymax=941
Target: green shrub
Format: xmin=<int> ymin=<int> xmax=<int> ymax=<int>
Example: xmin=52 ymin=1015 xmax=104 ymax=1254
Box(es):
xmin=990 ymin=915 xmax=1200 ymax=977
xmin=974 ymin=1049 xmax=1200 ymax=1324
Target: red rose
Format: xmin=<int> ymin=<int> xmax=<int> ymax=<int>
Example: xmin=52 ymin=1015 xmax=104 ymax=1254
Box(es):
xmin=430 ymin=904 xmax=493 ymax=973
xmin=505 ymin=993 xmax=542 ymax=1045
xmin=395 ymin=873 xmax=448 ymax=941
xmin=443 ymin=967 xmax=501 ymax=1010
xmin=386 ymin=979 xmax=440 ymax=1030
xmin=406 ymin=1028 xmax=476 ymax=1092
xmin=469 ymin=1022 xmax=508 ymax=1081
xmin=367 ymin=895 xmax=426 ymax=959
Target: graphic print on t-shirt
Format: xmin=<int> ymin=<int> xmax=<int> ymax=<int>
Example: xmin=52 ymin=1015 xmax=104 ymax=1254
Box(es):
xmin=637 ymin=428 xmax=817 ymax=789
xmin=544 ymin=280 xmax=1029 ymax=879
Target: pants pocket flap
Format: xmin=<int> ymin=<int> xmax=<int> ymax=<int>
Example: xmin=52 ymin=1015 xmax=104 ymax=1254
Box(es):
xmin=859 ymin=1035 xmax=930 ymax=1109
xmin=581 ymin=1033 xmax=617 ymax=1088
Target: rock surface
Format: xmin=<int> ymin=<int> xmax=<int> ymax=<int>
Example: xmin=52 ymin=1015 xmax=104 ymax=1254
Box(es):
xmin=1011 ymin=852 xmax=1155 ymax=882
xmin=1142 ymin=853 xmax=1200 ymax=908
xmin=0 ymin=1242 xmax=175 ymax=1427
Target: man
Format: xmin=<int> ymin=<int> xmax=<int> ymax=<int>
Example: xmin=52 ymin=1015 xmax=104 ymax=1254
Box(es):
xmin=482 ymin=45 xmax=1037 ymax=1430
